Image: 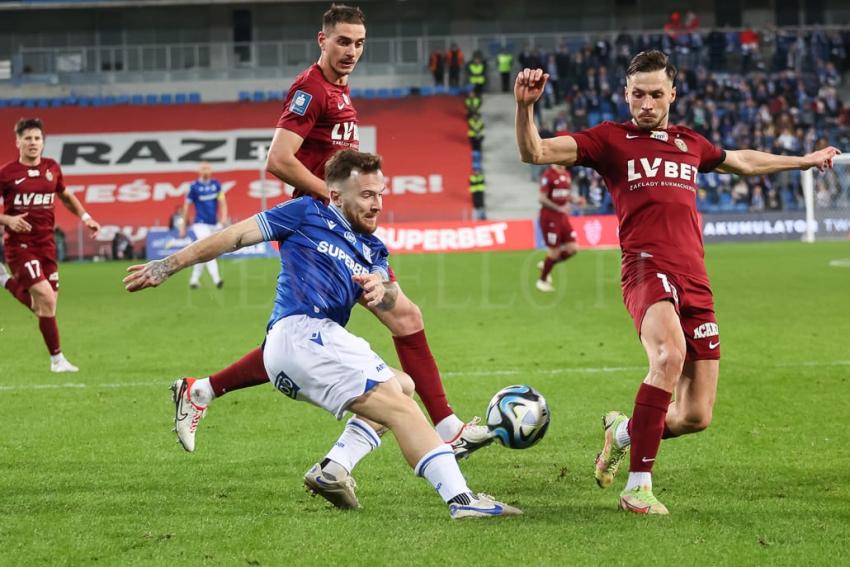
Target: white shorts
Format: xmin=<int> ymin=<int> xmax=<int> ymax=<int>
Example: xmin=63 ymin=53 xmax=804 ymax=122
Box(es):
xmin=190 ymin=222 xmax=220 ymax=240
xmin=263 ymin=314 xmax=395 ymax=419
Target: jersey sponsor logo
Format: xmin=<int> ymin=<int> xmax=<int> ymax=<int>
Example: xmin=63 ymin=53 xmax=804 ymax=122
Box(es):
xmin=675 ymin=138 xmax=689 ymax=152
xmin=626 ymin=158 xmax=698 ymax=183
xmin=12 ymin=192 xmax=55 ymax=207
xmin=289 ymin=90 xmax=312 ymax=116
xmin=551 ymin=189 xmax=571 ymax=199
xmin=650 ymin=131 xmax=668 ymax=142
xmin=693 ymin=322 xmax=719 ymax=339
xmin=316 ymin=240 xmax=371 ymax=276
xmin=331 ymin=121 xmax=359 ymax=143
xmin=196 ymin=193 xmax=219 ymax=201
xmin=14 ymin=177 xmax=26 ymax=185
xmin=27 ymin=169 xmax=40 ymax=177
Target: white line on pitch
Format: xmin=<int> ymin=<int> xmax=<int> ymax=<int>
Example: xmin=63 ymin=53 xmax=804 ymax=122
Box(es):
xmin=1 ymin=360 xmax=848 ymax=393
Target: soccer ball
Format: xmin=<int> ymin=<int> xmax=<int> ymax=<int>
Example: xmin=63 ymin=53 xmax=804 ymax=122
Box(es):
xmin=486 ymin=385 xmax=550 ymax=449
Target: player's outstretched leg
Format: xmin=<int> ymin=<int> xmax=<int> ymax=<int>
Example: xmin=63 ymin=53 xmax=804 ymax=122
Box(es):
xmin=376 ymin=289 xmax=494 ymax=460
xmin=595 ymin=411 xmax=630 ymax=488
xmin=348 ymin=375 xmax=521 ymax=519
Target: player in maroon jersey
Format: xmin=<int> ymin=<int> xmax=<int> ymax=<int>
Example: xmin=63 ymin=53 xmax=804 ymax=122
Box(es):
xmin=168 ymin=4 xmax=492 ymax=502
xmin=516 ymin=50 xmax=840 ymax=514
xmin=536 ymin=163 xmax=585 ymax=292
xmin=0 ymin=118 xmax=101 ymax=372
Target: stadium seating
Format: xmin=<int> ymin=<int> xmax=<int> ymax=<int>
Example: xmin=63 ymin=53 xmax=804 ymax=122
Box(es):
xmin=0 ymin=91 xmax=204 ymax=108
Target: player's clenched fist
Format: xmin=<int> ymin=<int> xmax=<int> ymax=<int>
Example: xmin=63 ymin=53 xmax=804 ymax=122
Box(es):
xmin=514 ymin=68 xmax=550 ymax=107
xmin=803 ymin=146 xmax=841 ymax=171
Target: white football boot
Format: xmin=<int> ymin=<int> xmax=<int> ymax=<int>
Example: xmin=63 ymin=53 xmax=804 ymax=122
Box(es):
xmin=303 ymin=463 xmax=360 ymax=509
xmin=50 ymin=353 xmax=79 ymax=373
xmin=171 ymin=378 xmax=207 ymax=452
xmin=450 ymin=416 xmax=494 ymax=460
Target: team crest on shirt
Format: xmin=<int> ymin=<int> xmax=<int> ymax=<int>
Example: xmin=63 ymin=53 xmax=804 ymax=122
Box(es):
xmin=344 ymin=231 xmax=356 ymax=244
xmin=45 ymin=170 xmax=53 ymax=182
xmin=674 ymin=138 xmax=689 ymax=152
xmin=290 ymin=90 xmax=312 ymax=116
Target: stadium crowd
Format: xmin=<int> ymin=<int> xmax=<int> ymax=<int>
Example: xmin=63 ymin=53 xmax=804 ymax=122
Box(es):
xmin=510 ymin=23 xmax=850 ymax=214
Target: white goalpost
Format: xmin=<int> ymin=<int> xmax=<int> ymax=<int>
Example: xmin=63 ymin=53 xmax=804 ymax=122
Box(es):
xmin=801 ymin=153 xmax=850 ymax=243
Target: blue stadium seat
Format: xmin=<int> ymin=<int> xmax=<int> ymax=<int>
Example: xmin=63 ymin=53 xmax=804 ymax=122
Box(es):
xmin=349 ymin=88 xmax=364 ymax=98
xmin=116 ymin=95 xmax=130 ymax=105
xmin=145 ymin=94 xmax=158 ymax=105
xmin=0 ymin=100 xmax=8 ymax=108
xmin=266 ymin=90 xmax=281 ymax=101
xmin=188 ymin=92 xmax=201 ymax=104
xmin=391 ymin=87 xmax=410 ymax=97
xmin=588 ymin=112 xmax=602 ymax=127
xmin=10 ymin=98 xmax=23 ymax=107
xmin=104 ymin=96 xmax=117 ymax=106
xmin=238 ymin=91 xmax=252 ymax=102
xmin=252 ymin=90 xmax=265 ymax=102
xmin=36 ymin=98 xmax=49 ymax=108
xmin=362 ymin=88 xmax=377 ymax=99
xmin=376 ymin=88 xmax=390 ymax=98
xmin=433 ymin=85 xmax=447 ymax=95
xmin=174 ymin=93 xmax=188 ymax=104
xmin=160 ymin=94 xmax=173 ymax=104
xmin=719 ymin=192 xmax=733 ymax=211
xmin=130 ymin=95 xmax=144 ymax=105
xmin=419 ymin=86 xmax=434 ymax=96
xmin=49 ymin=98 xmax=64 ymax=108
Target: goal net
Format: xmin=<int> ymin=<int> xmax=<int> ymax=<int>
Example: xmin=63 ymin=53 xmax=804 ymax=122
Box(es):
xmin=801 ymin=153 xmax=850 ymax=242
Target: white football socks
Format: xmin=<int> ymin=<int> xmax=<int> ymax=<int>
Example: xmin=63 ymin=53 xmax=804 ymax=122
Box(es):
xmin=615 ymin=417 xmax=631 ymax=448
xmin=189 ymin=378 xmax=215 ymax=406
xmin=206 ymin=259 xmax=222 ymax=285
xmin=435 ymin=414 xmax=466 ymax=442
xmin=414 ymin=444 xmax=471 ymax=503
xmin=325 ymin=417 xmax=382 ymax=474
xmin=625 ymin=472 xmax=652 ymax=491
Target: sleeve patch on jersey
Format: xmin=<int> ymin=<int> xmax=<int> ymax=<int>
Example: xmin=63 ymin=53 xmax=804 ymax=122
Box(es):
xmin=289 ymin=90 xmax=313 ymax=116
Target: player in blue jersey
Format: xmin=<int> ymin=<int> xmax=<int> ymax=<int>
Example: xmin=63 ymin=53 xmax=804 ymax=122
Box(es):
xmin=123 ymin=150 xmax=521 ymax=518
xmin=178 ymin=162 xmax=227 ymax=289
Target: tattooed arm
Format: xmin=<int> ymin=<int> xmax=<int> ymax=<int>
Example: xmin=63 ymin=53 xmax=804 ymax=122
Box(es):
xmin=123 ymin=217 xmax=263 ymax=292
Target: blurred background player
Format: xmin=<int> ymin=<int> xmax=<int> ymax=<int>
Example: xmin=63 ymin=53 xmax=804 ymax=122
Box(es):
xmin=536 ymin=163 xmax=583 ymax=292
xmin=124 ymin=149 xmax=521 ymax=519
xmin=170 ymin=4 xmax=493 ymax=466
xmin=516 ymin=51 xmax=840 ymax=514
xmin=0 ymin=118 xmax=100 ymax=372
xmin=178 ymin=161 xmax=227 ymax=289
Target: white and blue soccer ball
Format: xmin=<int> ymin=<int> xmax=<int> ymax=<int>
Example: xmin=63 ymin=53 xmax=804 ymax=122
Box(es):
xmin=486 ymin=385 xmax=550 ymax=449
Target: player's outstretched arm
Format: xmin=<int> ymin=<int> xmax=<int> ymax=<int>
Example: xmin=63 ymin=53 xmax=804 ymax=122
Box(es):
xmin=123 ymin=217 xmax=263 ymax=292
xmin=515 ymin=68 xmax=579 ymax=166
xmin=717 ymin=146 xmax=841 ymax=176
xmin=267 ymin=128 xmax=330 ymax=200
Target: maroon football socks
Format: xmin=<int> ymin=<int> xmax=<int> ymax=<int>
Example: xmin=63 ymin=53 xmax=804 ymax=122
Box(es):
xmin=628 ymin=383 xmax=672 ymax=473
xmin=37 ymin=316 xmax=61 ymax=355
xmin=540 ymin=257 xmax=557 ymax=282
xmin=208 ymin=347 xmax=268 ymax=397
xmin=393 ymin=329 xmax=453 ymax=424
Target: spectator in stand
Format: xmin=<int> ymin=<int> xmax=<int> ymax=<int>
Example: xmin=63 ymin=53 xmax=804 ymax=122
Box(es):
xmin=740 ymin=26 xmax=760 ymax=73
xmin=429 ymin=49 xmax=445 ymax=87
xmin=497 ymin=47 xmax=514 ymax=93
xmin=446 ymin=44 xmax=463 ymax=89
xmin=467 ymin=50 xmax=487 ymax=96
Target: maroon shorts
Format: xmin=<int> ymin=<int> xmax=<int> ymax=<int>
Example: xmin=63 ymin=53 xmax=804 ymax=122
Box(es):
xmin=622 ymin=265 xmax=720 ymax=361
xmin=6 ymin=246 xmax=59 ymax=292
xmin=539 ymin=211 xmax=576 ymax=248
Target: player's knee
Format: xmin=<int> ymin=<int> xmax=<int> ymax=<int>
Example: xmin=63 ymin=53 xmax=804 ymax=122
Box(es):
xmin=653 ymin=345 xmax=686 ymax=380
xmin=31 ymin=293 xmax=56 ymax=316
xmin=386 ymin=298 xmax=424 ymax=336
xmin=681 ymin=410 xmax=713 ymax=433
xmin=394 ymin=371 xmax=415 ymax=398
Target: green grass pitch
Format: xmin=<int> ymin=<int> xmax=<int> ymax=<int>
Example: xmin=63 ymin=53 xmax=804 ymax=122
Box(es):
xmin=1 ymin=241 xmax=849 ymax=566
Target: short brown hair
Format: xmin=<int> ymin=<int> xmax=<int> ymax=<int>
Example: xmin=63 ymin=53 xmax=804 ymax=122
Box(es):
xmin=323 ymin=3 xmax=366 ymax=31
xmin=626 ymin=50 xmax=677 ymax=83
xmin=15 ymin=117 xmax=43 ymax=137
xmin=325 ymin=149 xmax=382 ymax=187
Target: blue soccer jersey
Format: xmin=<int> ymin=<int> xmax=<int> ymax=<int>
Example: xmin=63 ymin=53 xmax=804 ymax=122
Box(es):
xmin=255 ymin=197 xmax=390 ymax=329
xmin=187 ymin=179 xmax=222 ymax=225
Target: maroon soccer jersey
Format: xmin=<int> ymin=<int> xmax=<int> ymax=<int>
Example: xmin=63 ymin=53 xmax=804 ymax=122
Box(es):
xmin=0 ymin=157 xmax=65 ymax=252
xmin=539 ymin=166 xmax=573 ymax=207
xmin=277 ymin=64 xmax=359 ymax=195
xmin=571 ymin=121 xmax=725 ymax=276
